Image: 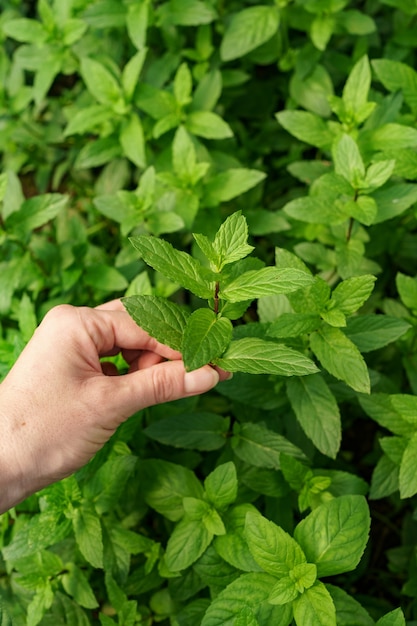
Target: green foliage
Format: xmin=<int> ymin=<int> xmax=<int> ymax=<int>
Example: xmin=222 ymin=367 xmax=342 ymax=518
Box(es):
xmin=1 ymin=0 xmax=417 ymax=623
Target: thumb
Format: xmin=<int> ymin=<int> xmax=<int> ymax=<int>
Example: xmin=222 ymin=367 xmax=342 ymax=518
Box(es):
xmin=101 ymin=360 xmax=220 ymax=423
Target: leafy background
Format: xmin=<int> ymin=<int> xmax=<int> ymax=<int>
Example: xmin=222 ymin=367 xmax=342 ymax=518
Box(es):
xmin=1 ymin=0 xmax=417 ymax=624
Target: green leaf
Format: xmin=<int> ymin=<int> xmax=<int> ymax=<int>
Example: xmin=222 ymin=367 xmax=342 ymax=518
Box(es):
xmin=329 ymin=275 xmax=376 ymax=315
xmin=73 ymin=504 xmax=104 ymax=569
xmin=310 ymin=326 xmax=370 ymax=393
xmin=211 ymin=211 xmax=254 ymax=269
xmin=373 ymin=183 xmax=417 ymax=223
xmin=126 ymin=3 xmax=149 ymax=50
xmin=364 ymin=160 xmax=396 ymax=190
xmin=120 ymin=112 xmax=146 ymax=168
xmin=345 ymin=195 xmax=378 ymax=226
xmin=204 ymin=462 xmax=238 ymax=509
xmin=2 ymin=18 xmax=46 ymax=44
xmin=390 ymin=394 xmax=417 ymax=426
xmin=344 ymin=315 xmax=411 ymax=352
xmin=220 ymin=6 xmax=280 ymax=62
xmin=201 ymin=572 xmax=293 ymax=626
xmin=174 ymin=62 xmax=193 ymax=107
xmin=370 ymin=454 xmax=399 ymax=500
xmin=396 ymin=271 xmax=417 ymax=310
xmin=84 ymin=265 xmax=128 ymax=292
xmin=376 ymin=608 xmax=406 ymax=626
xmin=6 ymin=194 xmax=68 ymax=240
xmin=332 ymin=134 xmax=365 ymax=186
xmin=327 ymin=584 xmax=374 ymax=626
xmin=276 ymin=111 xmax=334 ymax=149
xmin=245 ymin=511 xmax=306 ymax=576
xmin=204 ymin=168 xmax=266 ymax=206
xmin=283 ymin=196 xmax=350 ymax=225
xmin=144 ymin=411 xmax=229 ymax=451
xmin=182 ymin=309 xmax=233 ymax=371
xmin=165 ymin=517 xmax=212 ymax=571
xmin=221 ymin=267 xmax=314 ymax=302
xmin=359 ymin=393 xmax=414 ymax=436
xmin=342 ymin=55 xmax=372 ymax=117
xmin=122 ymin=51 xmax=147 ymax=100
xmin=123 ymin=295 xmax=190 ymax=352
xmin=286 ymin=374 xmax=341 ymax=459
xmin=80 ymin=57 xmax=123 ymax=106
xmin=294 ymin=495 xmax=370 ymax=577
xmin=293 ymin=582 xmax=336 ymax=626
xmin=75 ymin=136 xmax=122 ymax=169
xmin=61 ymin=565 xmax=99 ymax=609
xmin=64 ymin=104 xmax=113 ymax=136
xmin=372 ymin=58 xmax=417 ymax=114
xmin=27 ymin=583 xmax=53 ymax=626
xmin=268 ymin=576 xmax=299 ymax=606
xmin=215 ymin=337 xmax=319 ymax=376
xmin=231 ymin=422 xmax=305 ymax=470
xmin=214 ymin=503 xmax=262 ymax=572
xmin=268 ymin=313 xmax=321 ymax=338
xmin=168 ymin=0 xmax=218 ymax=25
xmin=129 ymin=235 xmax=216 ymax=298
xmin=186 ymin=111 xmax=233 ymax=139
xmin=399 ymin=432 xmax=417 ymax=498
xmin=138 ymin=459 xmax=204 ymax=521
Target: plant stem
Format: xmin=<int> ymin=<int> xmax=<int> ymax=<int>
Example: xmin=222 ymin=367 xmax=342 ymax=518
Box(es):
xmin=214 ymin=281 xmax=220 ymax=315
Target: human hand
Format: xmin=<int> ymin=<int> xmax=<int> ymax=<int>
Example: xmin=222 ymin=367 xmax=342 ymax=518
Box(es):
xmin=0 ymin=300 xmax=229 ymax=512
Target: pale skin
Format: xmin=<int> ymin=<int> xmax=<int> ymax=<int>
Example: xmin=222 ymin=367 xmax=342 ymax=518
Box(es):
xmin=0 ymin=299 xmax=230 ymax=513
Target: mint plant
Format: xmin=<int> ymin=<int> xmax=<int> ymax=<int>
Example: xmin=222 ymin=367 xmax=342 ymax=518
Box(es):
xmin=123 ymin=211 xmax=318 ymax=376
xmin=2 ymin=0 xmax=417 ymax=623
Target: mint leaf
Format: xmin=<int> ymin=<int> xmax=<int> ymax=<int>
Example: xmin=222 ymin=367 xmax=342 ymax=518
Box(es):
xmin=329 ymin=275 xmax=376 ymax=315
xmin=201 ymin=572 xmax=293 ymax=626
xmin=138 ymin=459 xmax=204 ymax=521
xmin=221 ymin=267 xmax=314 ymax=302
xmin=182 ymin=309 xmax=233 ymax=371
xmin=399 ymin=432 xmax=417 ymax=498
xmin=327 ymin=584 xmax=374 ymax=626
xmin=212 ymin=211 xmax=254 ymax=269
xmin=144 ymin=412 xmax=229 ymax=451
xmin=245 ymin=511 xmax=306 ymax=577
xmin=294 ymin=495 xmax=370 ymax=577
xmin=343 ymin=55 xmax=372 ymax=115
xmin=396 ymin=271 xmax=417 ymax=310
xmin=204 ymin=168 xmax=266 ymax=206
xmin=268 ymin=314 xmax=321 ymax=338
xmin=268 ymin=576 xmax=299 ymax=606
xmin=122 ymin=295 xmax=190 ymax=352
xmin=292 ymin=581 xmax=336 ymax=626
xmin=6 ymin=194 xmax=68 ymax=240
xmin=276 ymin=111 xmax=333 ymax=149
xmin=129 ymin=235 xmax=216 ymax=298
xmin=215 ymin=337 xmax=319 ymax=376
xmin=186 ymin=110 xmax=233 ymax=139
xmin=286 ymin=374 xmax=341 ymax=459
xmin=345 ymin=315 xmax=411 ymax=352
xmin=232 ymin=422 xmax=305 ymax=470
xmin=376 ymin=608 xmax=406 ymax=626
xmin=214 ymin=504 xmax=262 ymax=572
xmin=80 ymin=57 xmax=122 ymax=106
xmin=310 ymin=326 xmax=370 ymax=393
xmin=220 ymin=6 xmax=280 ymax=62
xmin=332 ymin=134 xmax=365 ymax=187
xmin=204 ymin=462 xmax=237 ymax=510
xmin=165 ymin=517 xmax=212 ymax=571
xmin=72 ymin=504 xmax=103 ymax=569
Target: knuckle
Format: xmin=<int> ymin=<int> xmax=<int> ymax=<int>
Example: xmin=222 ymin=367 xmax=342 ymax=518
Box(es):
xmin=149 ymin=365 xmax=179 ymax=405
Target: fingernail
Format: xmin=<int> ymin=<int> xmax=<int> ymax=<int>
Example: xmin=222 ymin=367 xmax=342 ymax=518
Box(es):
xmin=184 ymin=366 xmax=220 ymax=394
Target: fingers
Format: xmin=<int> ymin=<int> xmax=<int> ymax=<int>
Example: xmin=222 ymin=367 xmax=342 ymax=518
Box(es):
xmin=97 ymin=360 xmax=220 ymax=424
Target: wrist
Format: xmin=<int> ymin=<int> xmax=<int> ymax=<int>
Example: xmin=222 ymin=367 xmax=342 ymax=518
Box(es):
xmin=0 ymin=385 xmax=43 ymax=512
